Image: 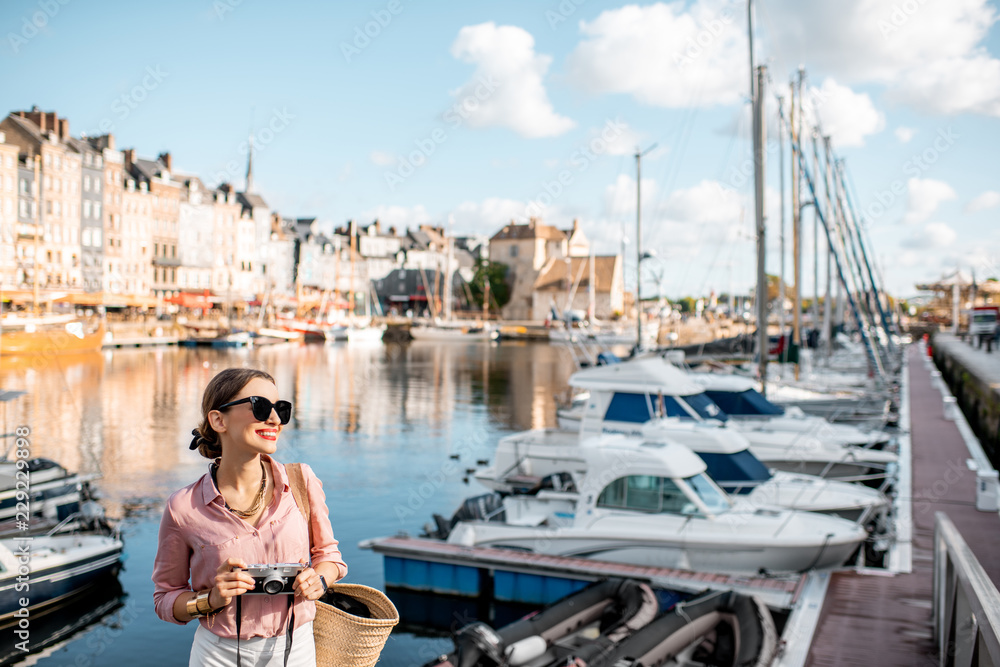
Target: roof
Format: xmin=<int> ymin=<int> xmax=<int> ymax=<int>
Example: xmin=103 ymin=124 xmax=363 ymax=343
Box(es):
xmin=3 ymin=113 xmax=45 ymax=145
xmin=238 ymin=192 xmax=268 ymax=211
xmin=579 ymin=434 xmax=707 ymax=481
xmin=490 ymin=220 xmax=566 ymax=242
xmin=688 ymin=373 xmax=757 ymax=393
xmin=534 ymin=255 xmax=619 ymax=293
xmin=569 ymin=357 xmax=704 ymax=395
xmin=64 ymin=137 xmax=98 ymax=155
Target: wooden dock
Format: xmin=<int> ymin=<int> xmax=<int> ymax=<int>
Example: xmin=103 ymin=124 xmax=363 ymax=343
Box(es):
xmin=805 ymin=344 xmax=1000 ymax=665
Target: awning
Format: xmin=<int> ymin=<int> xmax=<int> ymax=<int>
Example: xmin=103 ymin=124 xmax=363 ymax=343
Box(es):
xmin=164 ymin=293 xmax=217 ymax=309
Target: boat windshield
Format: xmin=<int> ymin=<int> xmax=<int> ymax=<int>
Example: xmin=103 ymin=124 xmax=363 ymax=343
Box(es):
xmin=704 ymin=389 xmax=784 ymax=416
xmin=685 ymin=473 xmax=732 ymax=514
xmin=697 ymin=450 xmax=772 ymax=493
xmin=596 ymin=475 xmax=699 ymax=515
xmin=604 ymin=392 xmax=688 ymax=423
xmin=681 ymin=393 xmax=729 ymax=422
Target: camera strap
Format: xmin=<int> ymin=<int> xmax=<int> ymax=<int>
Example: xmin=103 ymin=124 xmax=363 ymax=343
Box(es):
xmin=235 ymin=594 xmax=295 ymax=667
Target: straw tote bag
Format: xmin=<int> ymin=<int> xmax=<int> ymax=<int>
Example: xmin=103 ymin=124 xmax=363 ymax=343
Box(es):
xmin=286 ymin=464 xmax=399 ymax=667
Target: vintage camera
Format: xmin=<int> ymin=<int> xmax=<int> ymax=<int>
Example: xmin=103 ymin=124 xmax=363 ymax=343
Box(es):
xmin=241 ymin=563 xmax=304 ymax=595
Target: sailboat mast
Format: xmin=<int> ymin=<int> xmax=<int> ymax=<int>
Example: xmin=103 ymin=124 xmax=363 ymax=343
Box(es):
xmin=749 ymin=0 xmax=768 ymax=389
xmin=635 ymin=148 xmax=643 ymax=352
xmin=753 ymin=65 xmax=768 ymax=390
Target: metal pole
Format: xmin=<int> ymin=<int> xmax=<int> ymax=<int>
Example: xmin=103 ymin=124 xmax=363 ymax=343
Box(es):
xmin=634 ymin=143 xmax=657 ymax=352
xmin=791 ymin=70 xmax=804 ymax=378
xmin=753 ymin=66 xmax=768 ymax=389
xmin=778 ymin=95 xmax=786 ymax=357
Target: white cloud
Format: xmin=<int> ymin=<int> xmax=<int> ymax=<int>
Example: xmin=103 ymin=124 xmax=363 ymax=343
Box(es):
xmin=803 ymin=78 xmax=885 ymax=147
xmin=450 ymin=22 xmax=575 ymax=138
xmin=566 ymin=2 xmax=746 ymax=108
xmin=565 ymin=1 xmax=1000 ymax=118
xmin=895 ymin=127 xmax=916 ymax=143
xmin=965 ymin=190 xmax=1000 ymax=213
xmin=902 ymin=178 xmax=956 ymax=224
xmin=369 ymin=151 xmax=397 ymax=167
xmin=901 ymin=222 xmax=957 ymax=248
xmin=765 ymin=0 xmax=1000 ymax=117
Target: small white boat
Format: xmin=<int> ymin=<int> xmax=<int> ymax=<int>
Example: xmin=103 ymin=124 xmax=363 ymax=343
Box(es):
xmin=559 ymin=358 xmax=897 ymax=479
xmin=346 ymin=324 xmax=386 ymax=344
xmin=410 ymin=321 xmax=499 ymax=341
xmin=443 ymin=437 xmax=867 ymax=575
xmin=0 ymin=458 xmax=100 ymax=536
xmin=476 ymin=425 xmax=889 ymax=524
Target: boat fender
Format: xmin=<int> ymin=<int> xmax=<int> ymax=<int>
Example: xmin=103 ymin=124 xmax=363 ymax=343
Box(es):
xmin=504 ymin=635 xmax=547 ymax=666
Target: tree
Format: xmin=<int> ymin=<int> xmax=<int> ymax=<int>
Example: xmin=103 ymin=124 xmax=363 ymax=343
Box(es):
xmin=677 ymin=296 xmax=697 ymax=313
xmin=766 ymin=274 xmax=795 ymax=303
xmin=468 ymin=260 xmax=511 ymax=312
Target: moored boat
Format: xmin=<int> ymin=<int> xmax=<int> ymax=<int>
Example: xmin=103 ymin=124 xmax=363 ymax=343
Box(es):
xmin=0 ymin=316 xmax=105 ymax=355
xmin=0 ymin=532 xmax=124 ymax=624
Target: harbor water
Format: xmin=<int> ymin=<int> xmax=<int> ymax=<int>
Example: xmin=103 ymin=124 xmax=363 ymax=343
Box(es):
xmin=0 ymin=340 xmax=578 ymax=666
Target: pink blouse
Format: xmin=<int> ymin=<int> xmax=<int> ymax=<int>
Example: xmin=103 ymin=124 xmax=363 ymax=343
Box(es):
xmin=152 ymin=457 xmax=348 ymax=639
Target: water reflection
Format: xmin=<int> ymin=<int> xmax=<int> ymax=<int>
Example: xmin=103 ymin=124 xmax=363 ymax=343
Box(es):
xmin=0 ymin=340 xmax=578 ymax=665
xmin=0 ymin=575 xmax=126 ymax=666
xmin=0 ymin=341 xmax=576 ymax=513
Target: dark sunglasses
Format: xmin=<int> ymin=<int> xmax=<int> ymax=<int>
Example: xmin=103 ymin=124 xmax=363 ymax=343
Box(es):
xmin=217 ymin=396 xmax=293 ymax=424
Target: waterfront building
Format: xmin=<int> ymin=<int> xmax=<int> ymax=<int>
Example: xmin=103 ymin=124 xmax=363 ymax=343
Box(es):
xmin=120 ymin=169 xmax=154 ymax=298
xmin=0 ymin=133 xmax=19 ymax=288
xmin=263 ymin=213 xmax=296 ymax=297
xmin=126 ymin=151 xmax=182 ymax=299
xmin=489 ymin=218 xmax=570 ymax=321
xmin=14 ymin=155 xmax=37 ymax=289
xmin=1 ymin=109 xmax=85 ymax=289
xmin=88 ymin=135 xmax=127 ymax=297
xmin=532 ymin=255 xmax=625 ymax=321
xmin=66 ymin=137 xmax=104 ymax=293
xmin=177 ymin=176 xmax=215 ymax=293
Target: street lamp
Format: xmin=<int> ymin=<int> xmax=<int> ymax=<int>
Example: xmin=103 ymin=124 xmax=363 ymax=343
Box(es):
xmin=637 ymin=250 xmax=663 ymax=352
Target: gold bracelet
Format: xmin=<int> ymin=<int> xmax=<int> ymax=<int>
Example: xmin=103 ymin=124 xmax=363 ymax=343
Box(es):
xmin=195 ymin=589 xmax=215 ymax=616
xmin=186 ymin=589 xmax=215 ymax=618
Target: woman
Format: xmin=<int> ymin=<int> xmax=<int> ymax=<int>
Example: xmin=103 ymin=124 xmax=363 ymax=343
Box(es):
xmin=153 ymin=368 xmax=347 ymax=666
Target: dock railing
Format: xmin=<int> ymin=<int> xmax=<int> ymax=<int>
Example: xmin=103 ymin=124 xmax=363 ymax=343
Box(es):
xmin=933 ymin=512 xmax=1000 ymax=665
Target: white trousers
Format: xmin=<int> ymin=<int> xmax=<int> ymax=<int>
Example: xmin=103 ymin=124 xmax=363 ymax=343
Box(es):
xmin=190 ymin=621 xmax=315 ymax=667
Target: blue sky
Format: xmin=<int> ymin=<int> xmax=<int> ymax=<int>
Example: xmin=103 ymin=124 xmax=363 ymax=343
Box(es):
xmin=3 ymin=0 xmax=999 ymax=299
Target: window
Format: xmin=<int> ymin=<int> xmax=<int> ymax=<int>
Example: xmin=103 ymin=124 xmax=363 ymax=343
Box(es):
xmin=84 ymin=175 xmax=90 ymax=192
xmin=698 ymin=451 xmax=771 ymax=493
xmin=682 ymin=393 xmax=728 ymax=421
xmin=604 ymin=392 xmax=689 ymax=423
xmin=83 ymin=201 xmax=91 ymax=219
xmin=19 ymin=200 xmax=27 ymax=218
xmin=82 ymin=228 xmax=91 ymax=247
xmin=685 ymin=474 xmax=730 ymax=514
xmin=94 ymin=202 xmax=101 ymax=219
xmin=509 ymin=245 xmax=518 ymax=258
xmin=596 ymin=475 xmax=698 ymax=515
xmin=19 ymin=178 xmax=27 ymax=194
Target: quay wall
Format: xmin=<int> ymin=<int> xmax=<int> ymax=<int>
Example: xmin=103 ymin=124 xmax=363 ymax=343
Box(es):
xmin=931 ymin=334 xmax=1000 ymax=467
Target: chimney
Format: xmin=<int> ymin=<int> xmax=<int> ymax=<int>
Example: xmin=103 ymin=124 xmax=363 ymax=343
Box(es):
xmin=123 ymin=148 xmax=136 ymax=171
xmin=572 ymin=218 xmax=579 ymax=231
xmin=374 ymin=219 xmax=381 ymax=235
xmin=158 ymin=152 xmax=172 ymax=171
xmin=57 ymin=118 xmax=69 ymax=140
xmin=387 ymin=226 xmax=396 ymax=236
xmin=528 ymin=217 xmax=538 ymax=229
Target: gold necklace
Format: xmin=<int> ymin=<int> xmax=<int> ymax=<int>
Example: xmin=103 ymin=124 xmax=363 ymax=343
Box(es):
xmin=214 ymin=460 xmax=268 ymax=518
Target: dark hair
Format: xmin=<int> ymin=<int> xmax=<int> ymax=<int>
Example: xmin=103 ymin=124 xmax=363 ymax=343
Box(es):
xmin=189 ymin=368 xmax=276 ymax=459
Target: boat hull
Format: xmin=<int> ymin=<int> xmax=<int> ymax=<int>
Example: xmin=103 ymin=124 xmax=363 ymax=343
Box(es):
xmin=1 ymin=321 xmax=105 ymax=355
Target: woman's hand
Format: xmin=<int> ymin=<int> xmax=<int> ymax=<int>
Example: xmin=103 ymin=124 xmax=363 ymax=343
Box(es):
xmin=210 ymin=557 xmax=256 ymax=609
xmin=293 ymin=560 xmax=326 ymax=601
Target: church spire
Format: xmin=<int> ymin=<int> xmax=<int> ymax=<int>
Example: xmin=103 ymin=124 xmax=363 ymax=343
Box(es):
xmin=245 ymin=132 xmax=254 ymax=194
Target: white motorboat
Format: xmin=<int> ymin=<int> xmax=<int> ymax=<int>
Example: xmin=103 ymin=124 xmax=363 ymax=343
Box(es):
xmin=346 ymin=324 xmax=386 ymax=344
xmin=686 ymin=373 xmax=892 ymax=449
xmin=558 ymin=358 xmax=897 ymax=479
xmin=410 ymin=321 xmax=499 ymax=341
xmin=0 ymin=532 xmax=124 ymax=623
xmin=443 ymin=437 xmax=867 ymax=575
xmin=475 ymin=425 xmax=889 ymax=524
